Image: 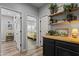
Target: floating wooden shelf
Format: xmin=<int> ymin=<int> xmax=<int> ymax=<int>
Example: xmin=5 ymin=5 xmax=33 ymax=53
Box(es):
xmin=49 ymin=7 xmax=79 ymax=17
xmin=50 ymin=20 xmax=79 ymax=26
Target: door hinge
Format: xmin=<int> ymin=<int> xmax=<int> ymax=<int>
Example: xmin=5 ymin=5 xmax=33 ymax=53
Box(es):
xmin=20 ymin=44 xmax=22 ymax=47
xmin=40 ymin=41 xmax=41 ymax=43
xmin=20 ymin=17 xmax=22 ymax=19
xmin=40 ymin=30 xmax=41 ymax=32
xmin=20 ymin=30 xmax=22 ymax=32
xmin=40 ymin=20 xmax=41 ymax=22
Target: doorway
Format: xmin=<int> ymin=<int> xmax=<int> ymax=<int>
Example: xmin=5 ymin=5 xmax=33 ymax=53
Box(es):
xmin=0 ymin=8 xmax=21 ymax=56
xmin=40 ymin=16 xmax=49 ymax=46
xmin=26 ymin=16 xmax=37 ymax=50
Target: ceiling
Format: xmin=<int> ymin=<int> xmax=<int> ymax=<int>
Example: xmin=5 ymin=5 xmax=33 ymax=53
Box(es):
xmin=30 ymin=3 xmax=46 ymax=8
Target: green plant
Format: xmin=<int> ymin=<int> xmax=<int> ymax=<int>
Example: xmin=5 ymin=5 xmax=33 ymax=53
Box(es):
xmin=49 ymin=3 xmax=58 ymax=14
xmin=63 ymin=3 xmax=78 ymax=22
xmin=60 ymin=32 xmax=68 ymax=36
xmin=63 ymin=3 xmax=78 ymax=13
xmin=48 ymin=30 xmax=59 ymax=36
xmin=49 ymin=17 xmax=58 ymax=24
xmin=67 ymin=13 xmax=74 ymax=22
xmin=63 ymin=4 xmax=72 ymax=13
xmin=66 ymin=13 xmax=77 ymax=22
xmin=71 ymin=3 xmax=78 ymax=8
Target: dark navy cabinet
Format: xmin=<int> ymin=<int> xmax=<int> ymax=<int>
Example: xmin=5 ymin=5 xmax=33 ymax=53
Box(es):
xmin=43 ymin=38 xmax=55 ymax=56
xmin=55 ymin=46 xmax=79 ymax=56
xmin=43 ymin=38 xmax=79 ymax=56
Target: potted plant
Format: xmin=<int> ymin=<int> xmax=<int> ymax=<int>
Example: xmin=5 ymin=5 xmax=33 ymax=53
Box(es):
xmin=66 ymin=13 xmax=74 ymax=22
xmin=63 ymin=4 xmax=72 ymax=13
xmin=66 ymin=14 xmax=77 ymax=22
xmin=63 ymin=3 xmax=78 ymax=22
xmin=63 ymin=3 xmax=78 ymax=13
xmin=48 ymin=30 xmax=56 ymax=35
xmin=49 ymin=17 xmax=58 ymax=24
xmin=54 ymin=4 xmax=58 ymax=13
xmin=49 ymin=3 xmax=58 ymax=14
xmin=71 ymin=3 xmax=78 ymax=8
xmin=49 ymin=17 xmax=55 ymax=24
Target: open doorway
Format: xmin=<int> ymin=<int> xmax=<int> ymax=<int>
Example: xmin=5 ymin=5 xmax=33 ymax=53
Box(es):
xmin=0 ymin=8 xmax=21 ymax=56
xmin=26 ymin=16 xmax=37 ymax=50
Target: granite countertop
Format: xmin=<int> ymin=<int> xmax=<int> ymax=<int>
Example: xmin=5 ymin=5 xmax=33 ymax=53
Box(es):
xmin=43 ymin=35 xmax=79 ymax=44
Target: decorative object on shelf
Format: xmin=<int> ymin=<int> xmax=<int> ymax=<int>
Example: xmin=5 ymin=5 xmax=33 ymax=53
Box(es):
xmin=49 ymin=3 xmax=78 ymax=17
xmin=49 ymin=17 xmax=53 ymax=24
xmin=48 ymin=30 xmax=68 ymax=36
xmin=60 ymin=32 xmax=68 ymax=36
xmin=71 ymin=3 xmax=78 ymax=9
xmin=55 ymin=28 xmax=69 ymax=37
xmin=63 ymin=4 xmax=72 ymax=13
xmin=49 ymin=17 xmax=58 ymax=24
xmin=66 ymin=14 xmax=77 ymax=22
xmin=63 ymin=3 xmax=78 ymax=13
xmin=49 ymin=3 xmax=58 ymax=14
xmin=71 ymin=28 xmax=78 ymax=38
xmin=66 ymin=13 xmax=74 ymax=22
xmin=48 ymin=30 xmax=59 ymax=36
xmin=63 ymin=3 xmax=78 ymax=22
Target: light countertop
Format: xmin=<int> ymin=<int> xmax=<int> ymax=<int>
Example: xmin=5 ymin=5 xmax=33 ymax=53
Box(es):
xmin=43 ymin=35 xmax=79 ymax=44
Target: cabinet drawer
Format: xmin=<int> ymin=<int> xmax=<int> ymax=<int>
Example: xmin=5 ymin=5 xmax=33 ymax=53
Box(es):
xmin=56 ymin=40 xmax=79 ymax=53
xmin=55 ymin=46 xmax=79 ymax=56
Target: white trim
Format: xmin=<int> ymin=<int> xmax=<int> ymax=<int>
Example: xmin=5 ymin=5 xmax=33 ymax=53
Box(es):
xmin=0 ymin=7 xmax=1 ymax=56
xmin=39 ymin=15 xmax=49 ymax=46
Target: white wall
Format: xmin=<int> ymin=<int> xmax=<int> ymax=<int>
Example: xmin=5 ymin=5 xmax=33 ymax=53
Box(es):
xmin=0 ymin=3 xmax=38 ymax=51
xmin=38 ymin=4 xmax=50 ymax=45
xmin=39 ymin=4 xmax=50 ymax=18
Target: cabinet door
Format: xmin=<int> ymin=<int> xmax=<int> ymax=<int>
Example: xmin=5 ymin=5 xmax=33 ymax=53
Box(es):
xmin=43 ymin=39 xmax=55 ymax=56
xmin=55 ymin=46 xmax=79 ymax=56
xmin=56 ymin=41 xmax=79 ymax=53
xmin=43 ymin=44 xmax=54 ymax=56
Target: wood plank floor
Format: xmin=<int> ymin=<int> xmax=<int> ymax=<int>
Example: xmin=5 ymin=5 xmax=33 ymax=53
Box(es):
xmin=1 ymin=41 xmax=20 ymax=56
xmin=0 ymin=41 xmax=43 ymax=56
xmin=20 ymin=47 xmax=43 ymax=56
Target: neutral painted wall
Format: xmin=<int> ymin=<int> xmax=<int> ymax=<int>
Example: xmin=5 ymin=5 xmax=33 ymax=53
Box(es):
xmin=0 ymin=3 xmax=38 ymax=51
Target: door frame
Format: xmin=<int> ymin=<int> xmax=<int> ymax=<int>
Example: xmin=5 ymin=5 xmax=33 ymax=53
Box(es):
xmin=39 ymin=15 xmax=49 ymax=46
xmin=26 ymin=15 xmax=38 ymax=50
xmin=0 ymin=7 xmax=22 ymax=53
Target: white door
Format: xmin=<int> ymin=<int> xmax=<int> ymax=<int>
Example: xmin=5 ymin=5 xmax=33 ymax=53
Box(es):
xmin=40 ymin=16 xmax=49 ymax=46
xmin=14 ymin=16 xmax=21 ymax=51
